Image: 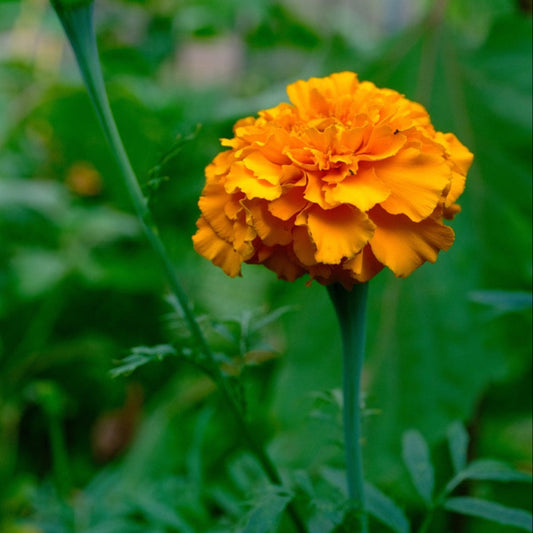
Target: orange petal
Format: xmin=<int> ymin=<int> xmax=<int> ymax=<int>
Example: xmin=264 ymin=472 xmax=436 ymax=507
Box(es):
xmin=242 ymin=151 xmax=283 ymax=185
xmin=329 ymin=71 xmax=360 ymax=96
xmin=445 ymin=171 xmax=466 ymax=207
xmin=260 ymin=245 xmax=305 ymax=282
xmin=375 ymin=146 xmax=451 ymax=221
xmin=304 ymin=205 xmax=375 ymax=264
xmin=369 ymin=207 xmax=455 ymax=277
xmin=343 ymin=244 xmax=384 ymax=282
xmin=359 ymin=125 xmax=406 ymax=161
xmin=338 ymin=127 xmax=365 ymax=153
xmin=268 ymin=186 xmax=308 ymax=221
xmin=325 ymin=165 xmax=391 ymax=212
xmin=437 ymin=132 xmax=474 ymax=175
xmin=256 ymin=131 xmax=293 ymax=165
xmin=198 ymin=183 xmax=237 ymax=241
xmin=192 ymin=218 xmax=243 ymax=277
xmin=224 ymin=161 xmax=282 ymax=200
xmin=288 ymin=82 xmax=329 ymax=117
xmin=443 ymin=203 xmax=461 ymax=220
xmin=205 ymin=150 xmax=234 ymax=183
xmin=246 ymin=199 xmax=293 ymax=246
xmin=300 ymin=125 xmax=338 ymax=153
xmin=292 ymin=225 xmax=317 ymax=266
xmin=303 ymin=171 xmax=331 ymax=209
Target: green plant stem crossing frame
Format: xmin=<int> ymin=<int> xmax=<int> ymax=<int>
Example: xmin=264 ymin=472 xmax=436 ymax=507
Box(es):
xmin=49 ymin=1 xmax=308 ymax=532
xmin=328 ymin=282 xmax=369 ymax=532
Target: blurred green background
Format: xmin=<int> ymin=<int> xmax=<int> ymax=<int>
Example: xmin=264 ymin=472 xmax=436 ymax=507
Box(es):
xmin=0 ymin=0 xmax=531 ymax=531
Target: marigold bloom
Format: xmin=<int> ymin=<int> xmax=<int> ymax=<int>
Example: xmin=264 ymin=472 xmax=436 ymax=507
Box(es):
xmin=193 ymin=72 xmax=473 ymax=287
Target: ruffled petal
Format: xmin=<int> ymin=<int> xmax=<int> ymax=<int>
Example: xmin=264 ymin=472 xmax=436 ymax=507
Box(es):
xmin=292 ymin=225 xmax=317 ymax=266
xmin=445 ymin=171 xmax=466 ymax=208
xmin=192 ymin=218 xmax=243 ymax=277
xmin=326 ymin=165 xmax=391 ymax=212
xmin=224 ymin=161 xmax=282 ymax=200
xmin=242 ymin=150 xmax=284 ymax=185
xmin=198 ymin=183 xmax=241 ymax=241
xmin=261 ymin=245 xmax=305 ymax=282
xmin=343 ymin=244 xmax=384 ymax=282
xmin=359 ymin=124 xmax=407 ymax=161
xmin=376 ymin=146 xmax=451 ymax=221
xmin=304 ymin=205 xmax=375 ymax=264
xmin=369 ymin=206 xmax=455 ymax=277
xmin=437 ymin=132 xmax=474 ymax=175
xmin=246 ymin=199 xmax=293 ymax=246
xmin=268 ymin=186 xmax=308 ymax=220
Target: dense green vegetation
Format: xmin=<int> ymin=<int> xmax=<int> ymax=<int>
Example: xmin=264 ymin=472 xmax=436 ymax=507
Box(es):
xmin=0 ymin=0 xmax=531 ymax=531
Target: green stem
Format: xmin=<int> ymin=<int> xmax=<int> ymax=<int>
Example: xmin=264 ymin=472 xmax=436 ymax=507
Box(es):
xmin=48 ymin=412 xmax=71 ymax=498
xmin=327 ymin=282 xmax=369 ymax=532
xmin=417 ymin=510 xmax=435 ymax=533
xmin=418 ymin=472 xmax=463 ymax=533
xmin=50 ymin=3 xmax=307 ymax=532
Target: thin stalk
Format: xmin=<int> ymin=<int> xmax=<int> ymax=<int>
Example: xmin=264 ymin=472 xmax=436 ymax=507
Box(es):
xmin=417 ymin=472 xmax=464 ymax=533
xmin=418 ymin=510 xmax=435 ymax=533
xmin=48 ymin=412 xmax=71 ymax=498
xmin=327 ymin=282 xmax=369 ymax=532
xmin=50 ymin=3 xmax=307 ymax=531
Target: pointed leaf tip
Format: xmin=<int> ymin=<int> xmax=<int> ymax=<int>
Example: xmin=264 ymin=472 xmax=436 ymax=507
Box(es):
xmin=402 ymin=429 xmax=435 ymax=506
xmin=447 ymin=421 xmax=469 ymax=474
xmin=445 ymin=497 xmax=533 ymax=531
xmin=365 ymin=482 xmax=410 ymax=533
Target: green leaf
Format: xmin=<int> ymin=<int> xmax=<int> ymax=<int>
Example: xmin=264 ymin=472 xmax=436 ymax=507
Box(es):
xmin=365 ymin=482 xmax=410 ymax=533
xmin=110 ymin=344 xmax=177 ymax=378
xmin=236 ymin=490 xmax=292 ymax=533
xmin=461 ymin=459 xmax=533 ymax=483
xmin=132 ymin=491 xmax=196 ymax=533
xmin=444 ymin=497 xmax=533 ymax=531
xmin=445 ymin=458 xmax=533 ymax=495
xmin=402 ymin=430 xmax=434 ymax=505
xmin=0 ymin=178 xmax=68 ymax=219
xmin=320 ymin=466 xmax=347 ymax=496
xmin=12 ymin=249 xmax=69 ymax=298
xmin=447 ymin=421 xmax=469 ymax=474
xmin=469 ymin=290 xmax=533 ymax=315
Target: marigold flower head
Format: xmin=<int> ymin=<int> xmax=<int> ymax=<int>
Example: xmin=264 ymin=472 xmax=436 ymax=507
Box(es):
xmin=193 ymin=72 xmax=473 ymax=288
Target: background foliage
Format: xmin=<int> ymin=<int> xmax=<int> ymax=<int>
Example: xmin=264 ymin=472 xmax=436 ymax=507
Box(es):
xmin=0 ymin=0 xmax=531 ymax=531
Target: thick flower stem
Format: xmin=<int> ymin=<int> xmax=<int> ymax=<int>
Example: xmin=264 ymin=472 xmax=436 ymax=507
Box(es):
xmin=50 ymin=3 xmax=307 ymax=532
xmin=327 ymin=282 xmax=369 ymax=532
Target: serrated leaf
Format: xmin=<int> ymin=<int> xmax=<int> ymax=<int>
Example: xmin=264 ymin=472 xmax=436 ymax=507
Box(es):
xmin=110 ymin=344 xmax=177 ymax=378
xmin=462 ymin=459 xmax=533 ymax=483
xmin=444 ymin=497 xmax=533 ymax=531
xmin=447 ymin=421 xmax=469 ymax=474
xmin=402 ymin=430 xmax=434 ymax=505
xmin=236 ymin=491 xmax=292 ymax=533
xmin=132 ymin=492 xmax=195 ymax=533
xmin=365 ymin=482 xmax=410 ymax=533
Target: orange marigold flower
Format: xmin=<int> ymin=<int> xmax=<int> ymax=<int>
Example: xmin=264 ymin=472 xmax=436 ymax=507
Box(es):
xmin=193 ymin=72 xmax=473 ymax=288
